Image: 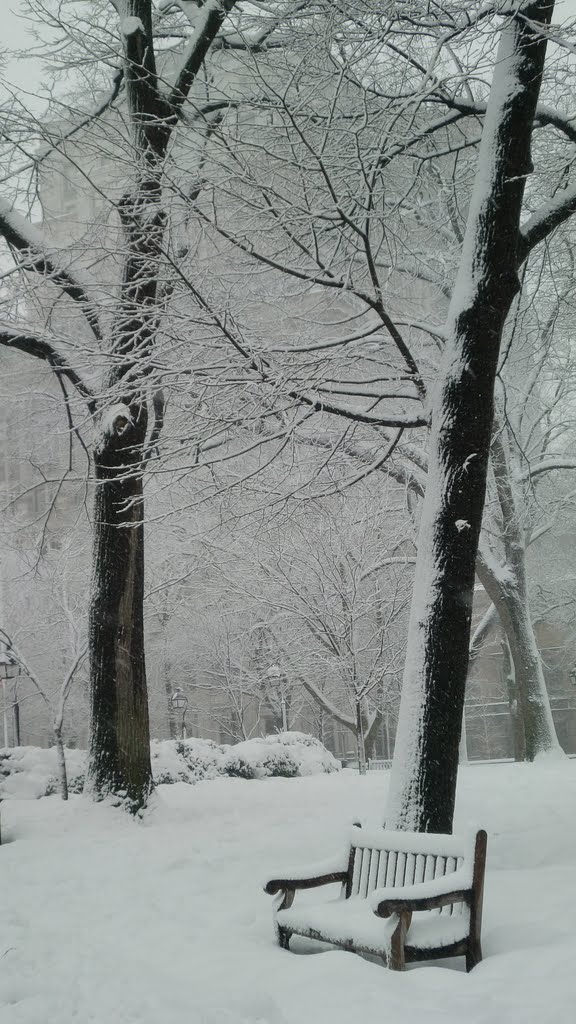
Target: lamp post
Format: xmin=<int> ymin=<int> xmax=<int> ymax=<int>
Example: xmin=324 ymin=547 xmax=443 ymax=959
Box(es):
xmin=0 ymin=650 xmax=21 ymax=748
xmin=171 ymin=688 xmax=188 ymax=740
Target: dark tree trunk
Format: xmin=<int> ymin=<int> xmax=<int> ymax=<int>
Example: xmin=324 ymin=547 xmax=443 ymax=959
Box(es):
xmin=387 ymin=293 xmax=517 ymax=832
xmin=386 ymin=2 xmax=554 ymax=833
xmin=86 ymin=412 xmax=153 ymax=812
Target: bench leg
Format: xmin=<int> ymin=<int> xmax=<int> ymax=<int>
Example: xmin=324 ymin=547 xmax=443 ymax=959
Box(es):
xmin=278 ymin=927 xmax=291 ymax=951
xmin=388 ymin=912 xmax=411 ymax=971
xmin=466 ymin=940 xmax=482 ymax=972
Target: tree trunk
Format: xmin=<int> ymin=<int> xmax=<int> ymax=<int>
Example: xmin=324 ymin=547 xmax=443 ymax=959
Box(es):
xmin=355 ymin=700 xmax=367 ymax=774
xmin=501 ymin=633 xmax=526 ymax=761
xmin=365 ymin=709 xmax=382 ymax=759
xmin=13 ymin=696 xmax=20 ymax=747
xmin=386 ymin=3 xmax=554 ymax=833
xmin=160 ymin=607 xmax=177 ymax=740
xmin=54 ymin=726 xmax=69 ymax=801
xmin=483 ymin=424 xmax=562 ymax=760
xmin=496 ymin=579 xmax=559 ymax=759
xmin=85 ymin=413 xmax=153 ymax=813
xmin=459 ymin=711 xmax=469 ymax=765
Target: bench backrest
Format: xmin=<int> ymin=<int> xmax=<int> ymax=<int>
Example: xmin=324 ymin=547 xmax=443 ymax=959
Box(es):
xmin=346 ymin=825 xmax=477 ymax=916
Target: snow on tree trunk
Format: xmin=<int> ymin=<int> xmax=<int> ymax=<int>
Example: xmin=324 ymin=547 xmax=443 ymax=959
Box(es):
xmin=386 ymin=2 xmax=555 ymax=834
xmin=85 ymin=411 xmax=153 ymax=812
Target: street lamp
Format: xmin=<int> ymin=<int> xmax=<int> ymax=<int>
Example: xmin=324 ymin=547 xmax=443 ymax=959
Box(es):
xmin=171 ymin=687 xmax=188 ymax=740
xmin=0 ymin=650 xmax=21 ymax=748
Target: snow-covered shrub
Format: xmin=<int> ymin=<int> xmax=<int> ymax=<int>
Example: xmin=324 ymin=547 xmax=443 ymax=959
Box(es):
xmin=177 ymin=738 xmax=227 ymax=782
xmin=232 ymin=738 xmax=300 ymax=778
xmin=150 ymin=738 xmax=226 ymax=785
xmin=44 ymin=774 xmax=86 ymax=796
xmin=268 ymin=731 xmax=342 ymax=775
xmin=150 ymin=739 xmax=191 ymax=785
xmin=0 ymin=745 xmax=86 ymax=799
xmin=221 ymin=752 xmax=257 ymax=779
xmin=261 ymin=748 xmax=300 ymax=778
xmin=0 ymin=732 xmax=340 ymax=799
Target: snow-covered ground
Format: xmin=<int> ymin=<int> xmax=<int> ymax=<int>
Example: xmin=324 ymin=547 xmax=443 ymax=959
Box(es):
xmin=1 ymin=760 xmax=576 ymax=1024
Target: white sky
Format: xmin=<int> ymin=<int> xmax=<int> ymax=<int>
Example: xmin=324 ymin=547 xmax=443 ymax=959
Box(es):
xmin=2 ymin=3 xmax=47 ymax=106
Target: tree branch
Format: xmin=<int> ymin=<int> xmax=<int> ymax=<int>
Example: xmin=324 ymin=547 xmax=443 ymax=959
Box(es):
xmin=515 ymin=455 xmax=576 ymax=483
xmin=168 ymin=0 xmax=239 ymax=113
xmin=518 ymin=182 xmax=576 ymax=261
xmin=0 ymin=202 xmax=102 ymax=341
xmin=0 ymin=327 xmax=97 ymax=413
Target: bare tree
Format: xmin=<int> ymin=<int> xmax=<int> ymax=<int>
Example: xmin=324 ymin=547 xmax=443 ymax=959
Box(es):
xmin=0 ymin=0 xmax=283 ymax=810
xmin=184 ymin=1 xmax=576 ymax=828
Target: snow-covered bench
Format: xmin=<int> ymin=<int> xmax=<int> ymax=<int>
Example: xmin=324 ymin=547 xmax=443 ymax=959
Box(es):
xmin=264 ymin=825 xmax=487 ymax=971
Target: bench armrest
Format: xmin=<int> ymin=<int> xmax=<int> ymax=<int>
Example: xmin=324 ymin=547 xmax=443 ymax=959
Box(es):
xmin=264 ymin=855 xmax=349 ymax=895
xmin=370 ymin=869 xmax=472 ymax=916
xmin=265 ymin=870 xmax=348 ymax=895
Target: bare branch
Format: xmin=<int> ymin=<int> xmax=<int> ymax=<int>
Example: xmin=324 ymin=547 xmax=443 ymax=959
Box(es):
xmin=0 ymin=202 xmax=102 ymax=342
xmin=168 ymin=0 xmax=239 ymax=113
xmin=0 ymin=327 xmax=97 ymax=413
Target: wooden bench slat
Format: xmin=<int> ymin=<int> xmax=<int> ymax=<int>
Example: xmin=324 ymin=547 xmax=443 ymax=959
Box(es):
xmin=351 ymin=848 xmax=362 ymax=896
xmin=395 ymin=850 xmax=406 ymax=888
xmin=368 ymin=849 xmax=380 ymax=895
xmin=414 ymin=852 xmax=426 ymax=887
xmin=376 ymin=850 xmax=388 ymax=889
xmin=404 ymin=852 xmax=416 ymax=889
xmin=424 ymin=854 xmax=436 ymax=884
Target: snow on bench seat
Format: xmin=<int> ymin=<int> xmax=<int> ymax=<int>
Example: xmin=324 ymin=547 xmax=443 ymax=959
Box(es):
xmin=277 ymin=896 xmax=471 ymax=955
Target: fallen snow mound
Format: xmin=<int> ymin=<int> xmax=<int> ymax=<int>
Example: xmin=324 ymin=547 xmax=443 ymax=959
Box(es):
xmin=0 ymin=732 xmax=340 ymax=799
